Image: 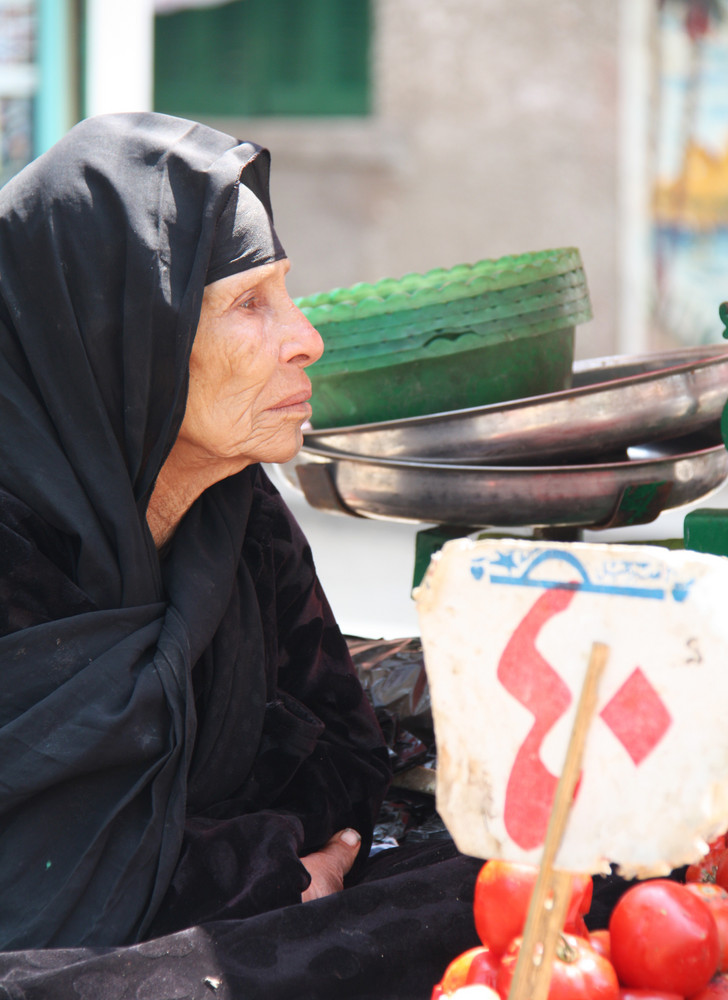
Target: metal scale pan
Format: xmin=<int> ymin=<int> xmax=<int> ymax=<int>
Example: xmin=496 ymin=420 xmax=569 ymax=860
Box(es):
xmin=283 ymin=436 xmax=728 ymax=531
xmin=304 ymin=344 xmax=728 ymax=464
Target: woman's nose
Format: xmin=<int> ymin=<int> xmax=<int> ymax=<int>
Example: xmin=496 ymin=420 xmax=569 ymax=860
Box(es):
xmin=282 ymin=300 xmax=324 ymax=367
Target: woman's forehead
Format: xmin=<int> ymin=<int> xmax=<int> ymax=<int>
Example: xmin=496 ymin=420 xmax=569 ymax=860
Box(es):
xmin=204 ymin=258 xmax=291 ymax=302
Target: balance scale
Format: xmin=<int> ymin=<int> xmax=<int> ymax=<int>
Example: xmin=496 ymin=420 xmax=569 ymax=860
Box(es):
xmin=282 ymin=341 xmax=728 ymax=573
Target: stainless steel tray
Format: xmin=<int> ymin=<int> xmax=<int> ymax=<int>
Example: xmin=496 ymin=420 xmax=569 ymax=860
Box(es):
xmin=283 ymin=436 xmax=728 ymax=529
xmin=305 ymin=344 xmax=728 ymax=463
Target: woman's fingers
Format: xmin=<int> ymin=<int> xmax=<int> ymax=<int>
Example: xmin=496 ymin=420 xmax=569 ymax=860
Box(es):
xmin=337 ymin=827 xmax=362 ymax=852
xmin=300 ymin=828 xmax=362 ymax=902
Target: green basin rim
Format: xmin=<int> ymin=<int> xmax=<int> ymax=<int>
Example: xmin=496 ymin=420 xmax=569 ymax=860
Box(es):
xmin=295 ymin=247 xmax=586 ymax=325
xmin=313 ymin=282 xmax=592 ymax=355
xmin=310 ymin=303 xmax=592 ymax=374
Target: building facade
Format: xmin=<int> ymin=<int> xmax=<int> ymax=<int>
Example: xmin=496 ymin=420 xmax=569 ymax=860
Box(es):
xmin=4 ymin=0 xmax=664 ymax=360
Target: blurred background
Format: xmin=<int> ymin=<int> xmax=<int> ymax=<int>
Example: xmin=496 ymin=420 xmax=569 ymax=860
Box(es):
xmin=3 ymin=0 xmax=728 ymax=635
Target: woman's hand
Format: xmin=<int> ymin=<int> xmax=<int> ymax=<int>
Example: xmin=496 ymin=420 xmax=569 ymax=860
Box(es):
xmin=301 ymin=828 xmax=362 ymax=902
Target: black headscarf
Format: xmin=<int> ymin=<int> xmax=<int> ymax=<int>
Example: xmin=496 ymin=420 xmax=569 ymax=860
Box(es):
xmin=206 ymin=161 xmax=285 ymax=283
xmin=0 ymin=111 xmax=285 ymax=600
xmin=0 ymin=113 xmax=379 ymax=950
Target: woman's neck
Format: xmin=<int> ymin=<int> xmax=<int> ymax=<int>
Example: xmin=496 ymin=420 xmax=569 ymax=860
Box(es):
xmin=145 ymin=464 xmax=203 ymax=549
xmin=146 ymin=443 xmax=248 ymax=549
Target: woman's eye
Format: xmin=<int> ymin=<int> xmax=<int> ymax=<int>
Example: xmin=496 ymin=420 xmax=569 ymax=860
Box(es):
xmin=237 ymin=295 xmax=256 ymax=310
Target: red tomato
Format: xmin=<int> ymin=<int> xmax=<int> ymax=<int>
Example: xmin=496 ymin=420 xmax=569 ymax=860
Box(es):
xmin=686 ymin=836 xmax=728 ymax=883
xmin=449 ymin=989 xmax=499 ymax=999
xmin=496 ymin=933 xmax=619 ymax=1000
xmin=473 ymin=860 xmax=592 ymax=957
xmin=686 ymin=883 xmax=728 ymax=973
xmin=435 ymin=946 xmax=499 ymax=996
xmin=715 ymin=852 xmax=728 ymax=894
xmin=464 ymin=950 xmax=500 ymax=988
xmin=691 ymin=973 xmax=728 ymax=1000
xmin=686 ymin=839 xmax=728 ymax=884
xmin=609 ymin=879 xmax=720 ymax=996
xmin=590 ymin=929 xmax=611 ymax=961
xmin=618 ymin=991 xmax=682 ymax=1000
xmin=686 ymin=859 xmax=718 ymax=884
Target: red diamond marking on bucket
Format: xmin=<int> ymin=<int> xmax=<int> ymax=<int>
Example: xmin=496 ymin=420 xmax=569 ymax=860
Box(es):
xmin=599 ymin=667 xmax=672 ymax=766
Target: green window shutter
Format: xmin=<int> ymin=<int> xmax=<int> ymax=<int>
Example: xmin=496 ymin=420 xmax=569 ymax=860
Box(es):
xmin=154 ymin=0 xmax=370 ymax=118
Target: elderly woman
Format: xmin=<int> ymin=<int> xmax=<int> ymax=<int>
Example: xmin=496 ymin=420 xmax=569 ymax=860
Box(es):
xmin=0 ymin=113 xmax=481 ymax=998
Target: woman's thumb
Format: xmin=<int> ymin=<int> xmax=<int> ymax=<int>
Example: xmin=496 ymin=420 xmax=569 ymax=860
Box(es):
xmin=338 ymin=828 xmax=361 ymax=849
xmin=330 ymin=828 xmax=361 ymax=877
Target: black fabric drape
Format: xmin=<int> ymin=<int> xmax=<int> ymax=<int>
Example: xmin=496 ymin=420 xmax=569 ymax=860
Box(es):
xmin=0 ymin=112 xmax=390 ymax=952
xmin=0 ymin=845 xmax=483 ymax=1000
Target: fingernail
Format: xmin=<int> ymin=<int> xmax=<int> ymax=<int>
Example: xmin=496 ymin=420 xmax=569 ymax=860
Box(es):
xmin=340 ymin=828 xmax=361 ymax=847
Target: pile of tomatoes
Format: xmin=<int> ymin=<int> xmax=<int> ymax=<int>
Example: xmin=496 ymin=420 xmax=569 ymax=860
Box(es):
xmin=432 ymin=833 xmax=728 ymax=1000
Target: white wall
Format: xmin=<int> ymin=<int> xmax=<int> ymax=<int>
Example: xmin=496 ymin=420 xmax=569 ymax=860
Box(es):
xmin=84 ymin=0 xmax=154 ymax=116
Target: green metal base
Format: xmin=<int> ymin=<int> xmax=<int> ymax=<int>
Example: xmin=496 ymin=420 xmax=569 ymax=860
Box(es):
xmin=412 ymin=525 xmax=476 ymax=591
xmin=684 ymin=508 xmax=728 ymax=557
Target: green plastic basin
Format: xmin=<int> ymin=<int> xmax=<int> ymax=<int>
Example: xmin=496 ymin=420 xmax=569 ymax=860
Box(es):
xmin=309 ymin=323 xmax=576 ymax=429
xmin=300 ymin=247 xmax=591 ymax=428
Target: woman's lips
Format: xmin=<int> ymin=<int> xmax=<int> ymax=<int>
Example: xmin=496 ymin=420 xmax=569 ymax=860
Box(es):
xmin=271 ymin=389 xmax=312 ymax=410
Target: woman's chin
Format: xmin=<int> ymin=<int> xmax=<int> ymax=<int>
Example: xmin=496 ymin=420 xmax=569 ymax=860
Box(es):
xmin=260 ymin=429 xmax=306 ymax=467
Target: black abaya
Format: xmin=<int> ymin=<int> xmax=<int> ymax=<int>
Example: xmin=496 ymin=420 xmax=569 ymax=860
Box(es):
xmin=0 ymin=113 xmax=483 ymax=998
xmin=0 ymin=110 xmax=394 ymax=941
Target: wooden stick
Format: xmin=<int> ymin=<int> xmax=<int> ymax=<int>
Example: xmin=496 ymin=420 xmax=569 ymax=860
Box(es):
xmin=507 ymin=640 xmax=609 ymax=1000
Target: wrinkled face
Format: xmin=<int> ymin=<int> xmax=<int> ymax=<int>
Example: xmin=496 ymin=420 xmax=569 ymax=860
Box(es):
xmin=176 ymin=258 xmax=323 ymax=473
